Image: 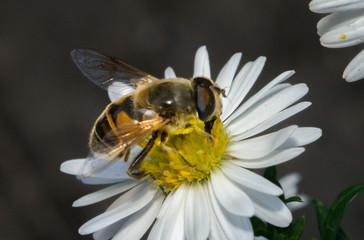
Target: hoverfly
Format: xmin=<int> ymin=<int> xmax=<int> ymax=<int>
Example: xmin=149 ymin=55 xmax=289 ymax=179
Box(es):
xmin=71 ymin=49 xmax=225 ymax=180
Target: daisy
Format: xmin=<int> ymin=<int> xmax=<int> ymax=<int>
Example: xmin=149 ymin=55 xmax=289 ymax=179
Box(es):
xmin=279 ymin=173 xmax=309 ymax=211
xmin=309 ymin=0 xmax=364 ymax=82
xmin=61 ymin=46 xmax=321 ymax=240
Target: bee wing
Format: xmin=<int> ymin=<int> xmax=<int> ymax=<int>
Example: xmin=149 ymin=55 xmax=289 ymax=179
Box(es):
xmin=71 ymin=49 xmax=159 ymax=94
xmin=78 ymin=111 xmax=169 ymax=178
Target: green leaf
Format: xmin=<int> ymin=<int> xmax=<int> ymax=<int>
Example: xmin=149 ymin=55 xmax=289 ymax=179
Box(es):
xmin=252 ymin=216 xmax=306 ymax=240
xmin=264 ymin=166 xmax=282 ymax=189
xmin=284 ymin=196 xmax=303 ymax=204
xmin=251 ymin=216 xmax=267 ymax=237
xmin=336 ymin=228 xmax=350 ymax=240
xmin=290 ymin=216 xmax=305 ymax=239
xmin=279 ymin=216 xmax=305 ymax=240
xmin=322 ymin=183 xmax=364 ymax=240
xmin=312 ymin=198 xmax=350 ymax=240
xmin=312 ymin=198 xmax=328 ymax=237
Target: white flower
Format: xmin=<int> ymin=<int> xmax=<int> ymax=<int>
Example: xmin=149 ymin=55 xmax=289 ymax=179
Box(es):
xmin=279 ymin=173 xmax=309 ymax=211
xmin=254 ymin=237 xmax=268 ymax=240
xmin=61 ymin=46 xmax=321 ymax=240
xmin=309 ymin=0 xmax=364 ymax=82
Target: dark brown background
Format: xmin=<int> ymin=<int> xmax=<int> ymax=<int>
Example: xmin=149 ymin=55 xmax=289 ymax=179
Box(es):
xmin=0 ymin=0 xmax=363 ymax=239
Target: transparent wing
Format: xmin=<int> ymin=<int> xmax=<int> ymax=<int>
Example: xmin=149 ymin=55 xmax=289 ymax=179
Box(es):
xmin=78 ymin=111 xmax=169 ymax=178
xmin=71 ymin=49 xmax=159 ymax=93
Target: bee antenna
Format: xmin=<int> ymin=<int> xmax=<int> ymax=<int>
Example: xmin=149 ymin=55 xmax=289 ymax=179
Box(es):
xmin=221 ymin=88 xmax=233 ymax=103
xmin=221 ymin=88 xmax=227 ymax=98
xmin=212 ymin=86 xmax=227 ymax=98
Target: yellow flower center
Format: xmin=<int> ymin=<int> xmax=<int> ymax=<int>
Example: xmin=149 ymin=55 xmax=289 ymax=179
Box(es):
xmin=139 ymin=117 xmax=230 ymax=192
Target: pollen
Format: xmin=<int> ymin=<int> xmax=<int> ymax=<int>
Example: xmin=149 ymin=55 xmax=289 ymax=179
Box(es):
xmin=340 ymin=34 xmax=346 ymax=39
xmin=139 ymin=117 xmax=230 ymax=192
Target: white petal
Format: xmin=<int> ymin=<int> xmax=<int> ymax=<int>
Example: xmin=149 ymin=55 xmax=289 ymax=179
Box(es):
xmin=86 ymin=160 xmax=130 ymax=179
xmin=93 ymin=219 xmax=126 ymax=240
xmin=244 ymin=188 xmax=292 ymax=227
xmin=221 ymin=61 xmax=250 ymax=115
xmin=248 ymin=83 xmax=293 ymax=108
xmin=343 ymin=49 xmax=364 ymax=82
xmin=184 ymin=183 xmax=210 ymax=240
xmin=233 ymin=101 xmax=312 ymax=140
xmin=207 ymin=180 xmax=254 ymax=240
xmin=155 ymin=188 xmax=173 ymax=219
xmin=203 ymin=182 xmax=229 ymax=240
xmin=64 ymin=146 xmax=143 ymax=179
xmin=81 ymin=177 xmax=124 ymax=185
xmin=317 ymin=9 xmax=364 ymax=36
xmin=226 ymin=82 xmax=292 ymax=129
xmin=225 ymin=70 xmax=295 ymax=126
xmin=279 ymin=173 xmax=302 ymax=197
xmin=320 ymin=14 xmax=364 ymax=48
xmin=279 ymin=127 xmax=322 ymax=149
xmin=60 ymin=158 xmax=86 ymax=175
xmin=61 ymin=158 xmax=130 ymax=179
xmin=221 ymin=162 xmax=283 ymax=195
xmin=208 ymin=209 xmax=229 ymax=240
xmin=221 ymin=61 xmax=252 ymax=114
xmin=210 ymin=169 xmax=254 ymax=217
xmin=221 ymin=57 xmax=266 ymax=121
xmin=112 ymin=192 xmax=164 ymax=240
xmin=228 ymin=126 xmax=298 ymax=159
xmin=229 ymin=147 xmax=305 ymax=169
xmin=193 ymin=46 xmax=211 ymax=78
xmin=79 ymin=182 xmax=158 ymax=235
xmin=255 ymin=236 xmax=268 ymax=240
xmin=224 ymin=70 xmax=295 ymax=125
xmin=310 ymin=0 xmax=364 ymax=13
xmin=216 ymin=53 xmax=242 ymax=96
xmin=227 ymin=83 xmax=308 ymax=136
xmin=72 ymin=180 xmax=138 ymax=207
xmin=164 ymin=67 xmax=177 ymax=78
xmin=148 ymin=184 xmax=188 ymax=240
xmin=94 ymin=147 xmax=142 ymax=179
xmin=108 ymin=82 xmax=135 ymax=102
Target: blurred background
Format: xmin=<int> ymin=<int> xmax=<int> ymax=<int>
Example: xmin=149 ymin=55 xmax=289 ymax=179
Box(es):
xmin=0 ymin=0 xmax=363 ymax=239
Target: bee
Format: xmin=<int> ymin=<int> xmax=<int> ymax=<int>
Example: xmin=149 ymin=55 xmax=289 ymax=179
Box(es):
xmin=71 ymin=49 xmax=225 ymax=180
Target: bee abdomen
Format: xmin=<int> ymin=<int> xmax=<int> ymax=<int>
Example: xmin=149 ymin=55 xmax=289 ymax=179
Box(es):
xmin=89 ymin=95 xmax=136 ymax=154
xmin=90 ymin=113 xmax=117 ymax=153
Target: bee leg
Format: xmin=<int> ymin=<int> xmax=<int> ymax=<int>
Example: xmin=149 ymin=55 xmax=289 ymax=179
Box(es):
xmin=124 ymin=149 xmax=131 ymax=162
xmin=204 ymin=117 xmax=217 ymax=134
xmin=191 ymin=124 xmax=215 ymax=145
xmin=160 ymin=143 xmax=195 ymax=167
xmin=127 ymin=131 xmax=159 ymax=180
xmin=160 ymin=132 xmax=195 ymax=167
xmin=149 ymin=173 xmax=170 ymax=196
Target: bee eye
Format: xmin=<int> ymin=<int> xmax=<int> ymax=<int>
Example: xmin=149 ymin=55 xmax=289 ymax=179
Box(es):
xmin=192 ymin=77 xmax=216 ymax=121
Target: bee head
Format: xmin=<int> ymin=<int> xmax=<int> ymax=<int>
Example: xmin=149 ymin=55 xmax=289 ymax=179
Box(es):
xmin=191 ymin=77 xmax=223 ymax=121
xmin=148 ymin=81 xmax=195 ymax=120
